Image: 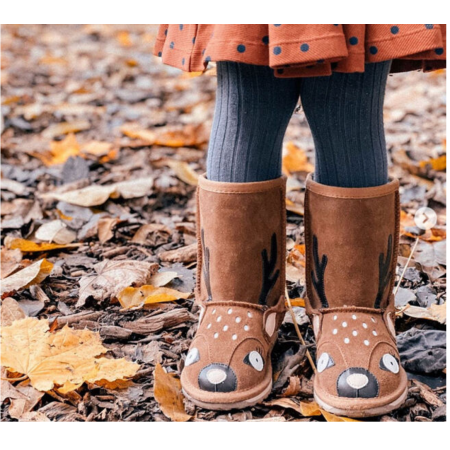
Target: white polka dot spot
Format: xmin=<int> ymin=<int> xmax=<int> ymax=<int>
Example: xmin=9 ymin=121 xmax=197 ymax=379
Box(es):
xmin=362 ymin=323 xmax=368 ymax=329
xmin=364 ymin=340 xmax=370 ymax=346
xmin=214 ymin=332 xmax=219 ymax=339
xmin=332 ymin=329 xmax=338 ymax=335
xmin=247 ymin=312 xmax=253 ymax=318
xmin=333 ymin=315 xmax=338 ymax=320
xmin=352 ymin=314 xmax=357 ymax=320
xmin=371 ymin=317 xmax=376 ymax=323
xmin=372 ymin=330 xmax=378 ymax=336
xmin=228 ymin=308 xmax=233 ymax=314
xmin=216 ymin=316 xmax=222 ymax=322
xmin=244 ymin=325 xmax=249 ymax=331
xmin=352 ymin=330 xmax=358 ymax=336
xmin=235 ymin=317 xmax=241 ymax=323
xmin=212 ymin=309 xmax=216 ymax=314
xmin=344 ymin=338 xmax=350 ymax=344
xmin=342 ymin=321 xmax=348 ymax=328
xmin=223 ymin=325 xmax=229 ymax=331
xmin=207 ymin=323 xmax=211 ymax=329
xmin=232 ymin=334 xmax=237 ymax=340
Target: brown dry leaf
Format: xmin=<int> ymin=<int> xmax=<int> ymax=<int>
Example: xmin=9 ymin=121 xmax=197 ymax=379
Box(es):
xmin=1 ymin=247 xmax=22 ymax=279
xmin=97 ymin=217 xmax=122 ymax=244
xmin=404 ymin=303 xmax=446 ymax=324
xmin=159 ymin=243 xmax=197 ymax=263
xmin=419 ymin=155 xmax=446 ymax=171
xmin=120 ymin=123 xmax=156 ymax=143
xmin=155 ymin=124 xmax=207 ymax=148
xmin=42 ymin=120 xmax=90 ymax=139
xmin=6 ymin=237 xmax=80 ymax=253
xmin=41 ymin=178 xmax=153 ymax=207
xmin=165 ymin=159 xmax=199 ymax=186
xmin=264 ymin=398 xmax=322 ymax=416
xmin=0 ymin=317 xmax=139 ymax=392
xmin=118 ymin=285 xmax=191 ymax=310
xmin=282 ymin=142 xmax=314 ymax=175
xmin=82 ymin=140 xmax=117 ymax=163
xmin=149 ymin=271 xmax=178 ymax=287
xmin=9 ymin=385 xmax=45 ymax=420
xmin=0 ymin=259 xmax=53 ymax=296
xmin=153 ymin=363 xmax=192 ymax=422
xmin=285 ymin=198 xmax=304 ymax=216
xmin=77 ymin=260 xmax=158 ymax=307
xmin=35 ymin=220 xmax=76 ymax=244
xmin=131 ymin=224 xmax=171 ymax=245
xmin=1 ymin=297 xmax=26 ymax=326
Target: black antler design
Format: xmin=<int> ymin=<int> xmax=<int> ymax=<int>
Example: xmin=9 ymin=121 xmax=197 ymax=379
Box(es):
xmin=201 ymin=228 xmax=212 ymax=301
xmin=258 ymin=233 xmax=280 ymax=305
xmin=374 ymin=234 xmax=393 ymax=309
xmin=311 ymin=235 xmax=329 ymax=308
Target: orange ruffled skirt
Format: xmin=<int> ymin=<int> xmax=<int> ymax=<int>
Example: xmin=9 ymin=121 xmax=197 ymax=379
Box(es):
xmin=154 ymin=24 xmax=446 ymax=77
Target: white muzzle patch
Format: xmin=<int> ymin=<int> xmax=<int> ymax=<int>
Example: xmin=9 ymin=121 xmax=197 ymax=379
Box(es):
xmin=206 ymin=368 xmax=227 ymax=385
xmin=346 ymin=373 xmax=369 ymax=389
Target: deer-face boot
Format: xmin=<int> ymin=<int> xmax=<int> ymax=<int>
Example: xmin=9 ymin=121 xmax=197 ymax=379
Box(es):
xmin=181 ymin=174 xmax=286 ymax=410
xmin=305 ymin=175 xmax=408 ymax=418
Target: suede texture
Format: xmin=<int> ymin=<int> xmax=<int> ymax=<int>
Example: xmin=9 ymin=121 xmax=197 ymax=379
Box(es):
xmin=305 ymin=175 xmax=407 ymax=415
xmin=182 ymin=175 xmax=287 ymax=407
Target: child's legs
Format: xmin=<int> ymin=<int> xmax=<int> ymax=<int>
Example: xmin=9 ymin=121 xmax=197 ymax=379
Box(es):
xmin=207 ymin=62 xmax=301 ymax=182
xmin=300 ymin=61 xmax=392 ymax=188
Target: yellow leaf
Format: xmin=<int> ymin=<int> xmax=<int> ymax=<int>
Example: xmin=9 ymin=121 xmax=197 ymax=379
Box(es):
xmin=153 ymin=363 xmax=191 ymax=422
xmin=118 ymin=285 xmax=190 ymax=310
xmin=288 ymin=298 xmax=305 ymax=307
xmin=419 ymin=155 xmax=446 ymax=171
xmin=165 ymin=160 xmax=199 ymax=186
xmin=321 ymin=409 xmax=361 ymax=422
xmin=6 ymin=237 xmax=80 ymax=253
xmin=120 ymin=124 xmax=156 ymax=143
xmin=0 ymin=317 xmax=139 ymax=392
xmin=1 ymin=259 xmax=53 ymax=296
xmin=264 ymin=398 xmax=322 ymax=416
xmin=117 ymin=31 xmax=132 ymax=46
xmin=282 ymin=142 xmax=314 ymax=176
xmin=285 ymin=198 xmax=304 ymax=216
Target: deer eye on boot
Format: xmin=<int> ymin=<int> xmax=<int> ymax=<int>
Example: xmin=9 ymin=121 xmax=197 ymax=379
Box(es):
xmin=379 ymin=354 xmax=400 ymax=374
xmin=185 ymin=348 xmax=200 ymax=367
xmin=243 ymin=351 xmax=264 ymax=372
xmin=317 ymin=352 xmax=335 ymax=373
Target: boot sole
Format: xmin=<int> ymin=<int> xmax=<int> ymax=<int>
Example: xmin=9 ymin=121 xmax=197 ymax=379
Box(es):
xmin=182 ymin=381 xmax=272 ymax=411
xmin=314 ymin=386 xmax=408 ymax=418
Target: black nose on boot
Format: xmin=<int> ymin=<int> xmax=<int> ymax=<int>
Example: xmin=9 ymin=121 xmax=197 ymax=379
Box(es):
xmin=198 ymin=364 xmax=237 ymax=392
xmin=337 ymin=367 xmax=379 ymax=398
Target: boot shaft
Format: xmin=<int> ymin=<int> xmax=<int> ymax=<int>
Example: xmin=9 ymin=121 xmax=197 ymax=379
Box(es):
xmin=305 ymin=175 xmax=400 ymax=311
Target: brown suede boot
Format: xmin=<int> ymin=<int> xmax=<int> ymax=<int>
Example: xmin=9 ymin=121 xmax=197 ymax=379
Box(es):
xmin=305 ymin=174 xmax=408 ymax=418
xmin=181 ymin=174 xmax=286 ymax=410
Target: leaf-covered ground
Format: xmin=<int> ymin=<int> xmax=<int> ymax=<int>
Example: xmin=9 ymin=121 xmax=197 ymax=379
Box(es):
xmin=0 ymin=25 xmax=446 ymax=422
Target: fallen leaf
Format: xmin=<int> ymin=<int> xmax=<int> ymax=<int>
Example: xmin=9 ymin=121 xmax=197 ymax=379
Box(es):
xmin=41 ymin=178 xmax=153 ymax=207
xmin=320 ymin=409 xmax=360 ymax=422
xmin=1 ymin=259 xmax=53 ymax=296
xmin=1 ymin=247 xmax=22 ymax=279
xmin=149 ymin=271 xmax=178 ymax=287
xmin=97 ymin=217 xmax=121 ymax=244
xmin=9 ymin=385 xmax=44 ymax=420
xmin=165 ymin=159 xmax=199 ymax=186
xmin=419 ymin=155 xmax=446 ymax=171
xmin=77 ymin=260 xmax=158 ymax=307
xmin=42 ymin=120 xmax=90 ymax=139
xmin=131 ymin=223 xmax=171 ymax=245
xmin=159 ymin=243 xmax=197 ymax=263
xmin=264 ymin=398 xmax=322 ymax=416
xmin=285 ymin=198 xmax=304 ymax=216
xmin=0 ymin=317 xmax=139 ymax=392
xmin=35 ymin=220 xmax=76 ymax=244
xmin=1 ymin=297 xmax=26 ymax=326
xmin=282 ymin=142 xmax=314 ymax=175
xmin=38 ymin=133 xmax=80 ymax=166
xmin=118 ymin=285 xmax=190 ymax=310
xmin=6 ymin=237 xmax=80 ymax=253
xmin=120 ymin=123 xmax=156 ymax=143
xmin=404 ymin=303 xmax=446 ymax=324
xmin=153 ymin=363 xmax=191 ymax=422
